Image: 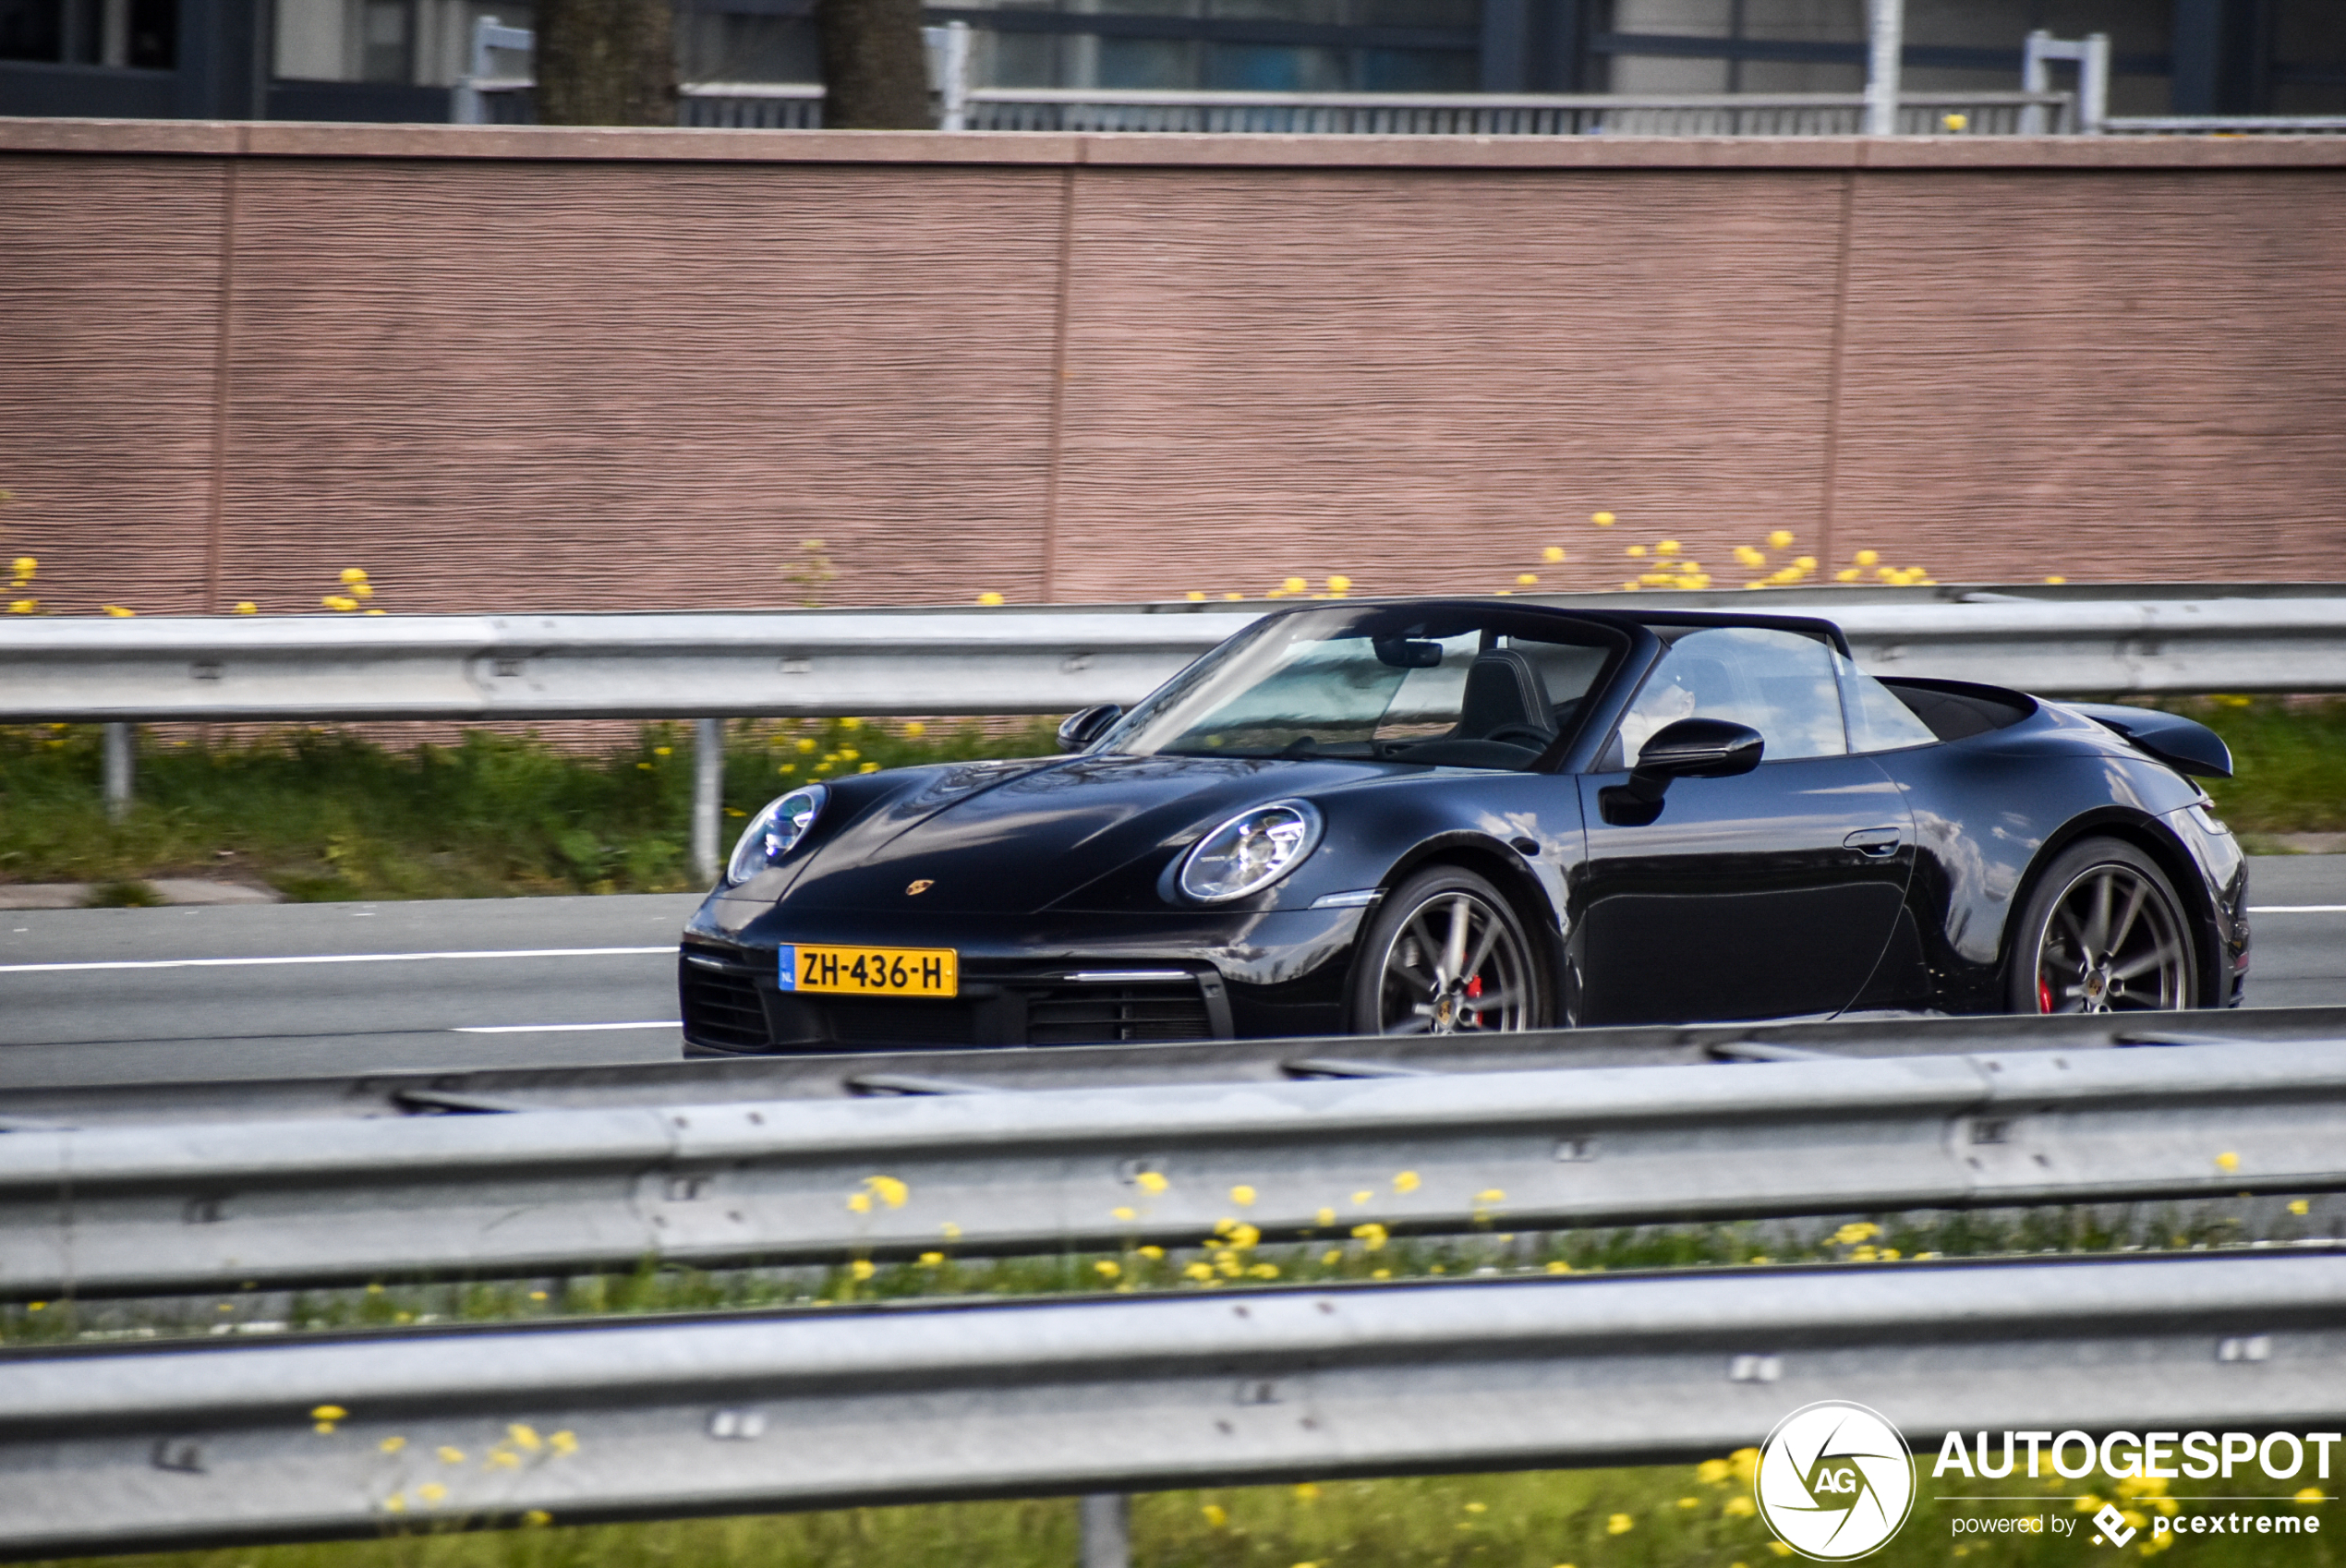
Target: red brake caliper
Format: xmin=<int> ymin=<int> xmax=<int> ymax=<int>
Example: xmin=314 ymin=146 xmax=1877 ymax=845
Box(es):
xmin=2038 ymin=977 xmax=2054 ymax=1014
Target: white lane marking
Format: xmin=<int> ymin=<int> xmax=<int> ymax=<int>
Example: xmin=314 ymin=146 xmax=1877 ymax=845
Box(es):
xmin=0 ymin=947 xmax=673 ymax=975
xmin=2247 ymin=905 xmax=2346 ymax=913
xmin=453 ymin=1020 xmax=683 ymax=1034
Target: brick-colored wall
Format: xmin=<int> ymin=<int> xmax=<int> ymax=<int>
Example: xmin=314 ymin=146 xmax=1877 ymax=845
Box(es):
xmin=3 ymin=123 xmax=2342 ymax=615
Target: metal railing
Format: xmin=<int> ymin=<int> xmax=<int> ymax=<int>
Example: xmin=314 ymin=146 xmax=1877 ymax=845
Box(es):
xmin=2 ymin=1033 xmax=2341 ymax=1297
xmin=955 ymin=90 xmax=2071 ymax=138
xmin=11 ymin=591 xmax=2346 ymax=876
xmin=451 ymin=16 xmax=2080 ymax=137
xmin=1 ymin=1248 xmax=2340 ymax=1556
xmin=2104 ymin=116 xmax=2346 ymax=136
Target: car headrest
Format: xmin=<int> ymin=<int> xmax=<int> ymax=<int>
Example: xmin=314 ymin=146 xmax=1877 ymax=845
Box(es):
xmin=1458 ymin=649 xmax=1554 ymax=741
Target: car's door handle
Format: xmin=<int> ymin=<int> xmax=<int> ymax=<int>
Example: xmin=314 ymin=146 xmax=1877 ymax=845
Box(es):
xmin=1844 ymin=826 xmax=1903 ymax=855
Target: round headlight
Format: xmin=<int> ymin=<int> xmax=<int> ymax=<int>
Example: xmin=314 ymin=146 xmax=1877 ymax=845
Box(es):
xmin=726 ymin=784 xmax=828 ymax=885
xmin=1179 ymin=801 xmax=1323 ymax=903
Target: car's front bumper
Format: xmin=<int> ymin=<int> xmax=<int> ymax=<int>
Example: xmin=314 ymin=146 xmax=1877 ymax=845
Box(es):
xmin=678 ymin=899 xmax=1369 ymax=1053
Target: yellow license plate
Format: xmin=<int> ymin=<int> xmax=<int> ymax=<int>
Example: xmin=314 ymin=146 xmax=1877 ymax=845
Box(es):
xmin=779 ymin=943 xmax=959 ymax=998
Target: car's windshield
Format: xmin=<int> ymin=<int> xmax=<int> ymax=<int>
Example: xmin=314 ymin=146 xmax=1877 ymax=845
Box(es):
xmin=1095 ymin=605 xmax=1623 ymax=770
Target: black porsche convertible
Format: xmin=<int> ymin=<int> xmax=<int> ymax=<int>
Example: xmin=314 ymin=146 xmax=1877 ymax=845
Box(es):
xmin=679 ymin=600 xmax=2247 ymax=1053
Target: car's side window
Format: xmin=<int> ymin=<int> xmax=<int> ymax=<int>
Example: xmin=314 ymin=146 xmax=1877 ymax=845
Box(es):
xmin=1611 ymin=626 xmax=1849 ymax=765
xmin=1832 ymin=647 xmax=1942 ymax=753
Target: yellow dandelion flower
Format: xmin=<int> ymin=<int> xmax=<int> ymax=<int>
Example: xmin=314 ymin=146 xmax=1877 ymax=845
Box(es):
xmin=550 ymin=1430 xmax=578 ymax=1454
xmin=508 ymin=1424 xmax=541 ymax=1452
xmin=1184 ymin=1261 xmax=1215 ymax=1282
xmin=1854 ymin=549 xmax=1880 ymax=567
xmin=1224 ymin=591 xmax=1243 ymax=600
xmin=2291 ymin=1200 xmax=2311 ymax=1215
xmin=1138 ymin=1245 xmax=1164 ymax=1260
xmin=1475 ymin=1188 xmax=1505 ymax=1204
xmin=339 ymin=567 xmax=369 ymax=585
xmin=1942 ymin=112 xmax=1968 ymax=130
xmin=1249 ymin=1262 xmax=1278 ymax=1278
xmin=350 ymin=582 xmax=374 ymax=599
xmin=311 ymin=1405 xmax=347 ymax=1421
xmin=487 ymin=1450 xmax=521 ymax=1470
xmin=1314 ymin=1206 xmax=1336 ymax=1226
xmin=2216 ymin=1152 xmax=2240 ymax=1173
xmin=7 ymin=599 xmax=35 ymax=613
xmin=1351 ymin=1223 xmax=1388 ymax=1250
xmin=1591 ymin=512 xmax=1614 ymax=526
xmin=1794 ymin=555 xmax=1817 ymax=571
xmin=10 ymin=557 xmax=34 ymax=574
xmin=438 ymin=1447 xmax=466 ymax=1465
xmin=1322 ymin=1248 xmax=1342 ymax=1264
xmin=1326 ymin=574 xmax=1351 ymax=594
xmin=1546 ymin=1260 xmax=1571 ymax=1273
xmin=1112 ymin=1205 xmax=1136 ymax=1222
xmin=1201 ymin=1503 xmax=1227 ymax=1527
xmin=1135 ymin=1171 xmax=1168 ymax=1195
xmin=1186 ymin=590 xmax=1206 ymax=600
xmin=1282 ymin=576 xmax=1307 ymax=594
xmin=417 ymin=1483 xmax=448 ymax=1506
xmin=1393 ymin=1170 xmax=1420 ymax=1193
xmin=846 ymin=1191 xmax=872 ymax=1214
xmin=103 ymin=604 xmax=137 ymax=617
xmin=1697 ymin=1458 xmax=1730 ymax=1485
xmin=858 ymin=762 xmax=880 ymax=773
xmin=380 ymin=1436 xmax=406 ymax=1453
xmin=1517 ymin=573 xmax=1539 ymax=586
xmin=796 ymin=736 xmax=817 ymax=752
xmin=976 ymin=591 xmax=1005 ymax=606
xmin=903 ymin=721 xmax=926 ymax=738
xmin=1626 ymin=544 xmax=1646 ymax=557
xmin=850 ymin=1259 xmax=876 ymax=1281
xmin=1094 ymin=1260 xmax=1121 ymax=1279
xmin=1230 ymin=1185 xmax=1256 ymax=1207
xmin=1724 ymin=1494 xmax=1757 ymax=1517
xmin=1295 ymin=1482 xmax=1321 ymax=1501
xmin=653 ymin=745 xmax=672 ymax=757
xmin=232 ymin=600 xmax=258 ymax=614
xmin=525 ymin=1510 xmax=553 ymax=1527
xmin=1352 ymin=1189 xmax=1372 ymax=1204
xmin=2296 ymin=1488 xmax=2325 ymax=1504
xmin=2045 ymin=574 xmax=2068 ymax=585
xmin=1606 ymin=1514 xmax=1633 ymax=1534
xmin=940 ymin=1222 xmax=962 ymax=1238
xmin=1835 ymin=567 xmax=1860 ymax=582
xmin=1657 ymin=539 xmax=1680 ymax=555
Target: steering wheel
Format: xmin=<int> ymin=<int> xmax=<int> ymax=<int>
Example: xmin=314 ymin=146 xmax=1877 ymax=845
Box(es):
xmin=1481 ymin=724 xmax=1554 ymax=750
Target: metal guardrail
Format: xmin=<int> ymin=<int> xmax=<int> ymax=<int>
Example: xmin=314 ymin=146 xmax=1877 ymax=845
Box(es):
xmin=18 ymin=1001 xmax=2346 ymax=1126
xmin=9 ymin=589 xmax=2342 ymax=876
xmin=8 ymin=594 xmax=2345 ymax=726
xmin=0 ymin=1249 xmax=2340 ymax=1556
xmin=2 ymin=1036 xmax=2340 ymax=1297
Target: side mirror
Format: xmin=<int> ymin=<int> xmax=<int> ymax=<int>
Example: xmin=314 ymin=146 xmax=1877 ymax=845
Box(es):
xmin=1058 ymin=704 xmax=1123 ymax=753
xmin=1600 ymin=717 xmax=1763 ymax=826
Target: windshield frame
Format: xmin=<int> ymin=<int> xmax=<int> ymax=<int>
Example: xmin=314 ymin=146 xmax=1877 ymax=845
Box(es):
xmin=1088 ymin=601 xmax=1637 ymax=773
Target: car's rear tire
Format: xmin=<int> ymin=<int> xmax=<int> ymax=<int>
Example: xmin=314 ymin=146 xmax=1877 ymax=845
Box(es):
xmin=1348 ymin=865 xmax=1547 ymax=1035
xmin=2005 ymin=837 xmax=2197 ymax=1014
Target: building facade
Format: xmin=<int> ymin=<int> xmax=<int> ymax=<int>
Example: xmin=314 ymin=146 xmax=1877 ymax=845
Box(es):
xmin=2 ymin=0 xmax=2341 ymax=121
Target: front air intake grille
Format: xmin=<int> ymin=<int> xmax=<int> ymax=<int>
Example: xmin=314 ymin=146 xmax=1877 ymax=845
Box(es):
xmin=1023 ymin=981 xmax=1212 ymax=1044
xmin=826 ymin=999 xmax=983 ymax=1047
xmin=679 ymin=962 xmax=769 ymax=1050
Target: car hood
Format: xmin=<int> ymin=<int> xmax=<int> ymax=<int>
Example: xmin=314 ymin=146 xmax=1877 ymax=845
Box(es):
xmin=781 ymin=753 xmax=1385 ymax=914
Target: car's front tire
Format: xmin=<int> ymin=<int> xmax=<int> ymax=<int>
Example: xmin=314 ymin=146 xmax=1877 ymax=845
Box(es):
xmin=2005 ymin=836 xmax=2198 ymax=1013
xmin=1348 ymin=865 xmax=1547 ymax=1035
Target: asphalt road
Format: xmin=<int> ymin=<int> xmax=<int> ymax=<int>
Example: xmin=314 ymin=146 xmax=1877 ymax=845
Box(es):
xmin=1 ymin=857 xmax=2340 ymax=1089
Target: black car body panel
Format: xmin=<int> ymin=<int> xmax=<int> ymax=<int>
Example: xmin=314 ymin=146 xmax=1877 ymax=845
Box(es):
xmin=682 ymin=600 xmax=2246 ymax=1052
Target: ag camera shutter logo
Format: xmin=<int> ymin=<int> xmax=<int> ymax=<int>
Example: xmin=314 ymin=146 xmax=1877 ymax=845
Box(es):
xmin=1755 ymin=1400 xmax=1917 ymax=1560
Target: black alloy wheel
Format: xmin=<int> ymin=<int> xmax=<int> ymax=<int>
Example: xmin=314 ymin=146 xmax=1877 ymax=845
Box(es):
xmin=1350 ymin=865 xmax=1542 ymax=1035
xmin=2007 ymin=838 xmax=2197 ymax=1014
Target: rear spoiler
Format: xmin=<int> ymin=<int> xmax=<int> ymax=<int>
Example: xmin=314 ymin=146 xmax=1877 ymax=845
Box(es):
xmin=2068 ymin=704 xmax=2233 ymax=779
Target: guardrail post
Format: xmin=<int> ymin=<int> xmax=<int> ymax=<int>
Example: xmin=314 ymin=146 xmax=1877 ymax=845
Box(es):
xmin=692 ymin=718 xmax=723 ymax=886
xmin=1078 ymin=1493 xmax=1130 ymax=1568
xmin=1863 ymin=0 xmax=1903 ymax=135
xmin=102 ymin=722 xmax=134 ymax=822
